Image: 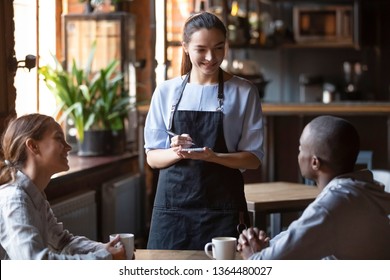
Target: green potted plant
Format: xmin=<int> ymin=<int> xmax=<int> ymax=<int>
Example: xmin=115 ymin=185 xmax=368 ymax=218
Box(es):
xmin=39 ymin=42 xmax=132 ymax=156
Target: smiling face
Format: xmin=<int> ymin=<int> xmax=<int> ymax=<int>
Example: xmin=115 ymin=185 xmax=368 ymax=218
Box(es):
xmin=182 ymin=27 xmax=226 ymax=80
xmin=35 ymin=120 xmax=72 ymax=175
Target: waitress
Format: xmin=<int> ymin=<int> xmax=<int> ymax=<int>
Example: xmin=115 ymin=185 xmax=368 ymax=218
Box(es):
xmin=144 ymin=12 xmax=264 ymax=250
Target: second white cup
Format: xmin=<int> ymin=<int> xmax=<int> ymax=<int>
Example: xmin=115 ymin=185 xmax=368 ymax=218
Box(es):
xmin=204 ymin=237 xmax=237 ymax=260
xmin=109 ymin=233 xmax=134 ymax=260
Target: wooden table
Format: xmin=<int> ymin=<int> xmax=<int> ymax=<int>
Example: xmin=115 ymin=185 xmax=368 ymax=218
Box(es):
xmin=135 ymin=249 xmax=242 ymax=260
xmin=245 ymin=182 xmax=320 ymax=237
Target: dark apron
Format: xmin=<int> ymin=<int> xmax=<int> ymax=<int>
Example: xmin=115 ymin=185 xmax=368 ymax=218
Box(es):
xmin=147 ymin=69 xmax=250 ymax=250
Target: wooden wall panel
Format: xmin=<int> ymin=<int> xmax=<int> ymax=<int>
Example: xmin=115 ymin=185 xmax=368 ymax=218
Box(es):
xmin=0 ymin=0 xmax=17 ymax=133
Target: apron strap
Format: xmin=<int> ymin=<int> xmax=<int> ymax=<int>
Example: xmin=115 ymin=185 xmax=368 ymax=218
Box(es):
xmin=217 ymin=68 xmax=224 ymax=112
xmin=168 ymin=73 xmax=190 ymax=131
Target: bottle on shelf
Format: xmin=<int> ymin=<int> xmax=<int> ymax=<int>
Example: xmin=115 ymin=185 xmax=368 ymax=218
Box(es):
xmin=227 ymin=1 xmax=250 ymax=45
xmin=195 ymin=0 xmax=208 ymax=12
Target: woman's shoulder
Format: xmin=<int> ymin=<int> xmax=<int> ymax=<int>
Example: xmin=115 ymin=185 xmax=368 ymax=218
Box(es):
xmin=230 ymin=74 xmax=255 ymax=85
xmin=152 ymin=76 xmax=185 ymax=101
xmin=0 ymin=172 xmax=39 ymax=203
xmin=0 ymin=180 xmax=25 ymax=205
xmin=225 ymin=75 xmax=258 ymax=94
xmin=157 ymin=76 xmax=185 ymax=90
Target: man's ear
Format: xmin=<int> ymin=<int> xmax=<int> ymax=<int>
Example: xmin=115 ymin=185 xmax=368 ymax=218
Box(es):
xmin=311 ymin=155 xmax=321 ymax=171
xmin=25 ymin=138 xmax=39 ymax=154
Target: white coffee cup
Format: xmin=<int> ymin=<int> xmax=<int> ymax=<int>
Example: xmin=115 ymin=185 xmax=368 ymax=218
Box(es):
xmin=109 ymin=233 xmax=134 ymax=260
xmin=204 ymin=237 xmax=237 ymax=260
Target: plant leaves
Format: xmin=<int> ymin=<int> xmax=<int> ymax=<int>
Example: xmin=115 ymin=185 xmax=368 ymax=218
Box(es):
xmin=38 ymin=42 xmax=130 ymax=143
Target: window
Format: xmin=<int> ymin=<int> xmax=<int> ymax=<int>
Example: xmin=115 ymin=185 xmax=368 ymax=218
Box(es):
xmin=154 ymin=0 xmax=166 ymax=85
xmin=155 ymin=0 xmax=194 ymax=81
xmin=14 ymin=0 xmax=58 ymax=117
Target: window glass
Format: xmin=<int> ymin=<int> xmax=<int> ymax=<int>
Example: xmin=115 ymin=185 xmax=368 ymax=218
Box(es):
xmin=14 ymin=0 xmax=57 ymax=117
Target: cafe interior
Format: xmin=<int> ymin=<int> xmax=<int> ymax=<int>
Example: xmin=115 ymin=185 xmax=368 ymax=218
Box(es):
xmin=0 ymin=0 xmax=389 ymax=259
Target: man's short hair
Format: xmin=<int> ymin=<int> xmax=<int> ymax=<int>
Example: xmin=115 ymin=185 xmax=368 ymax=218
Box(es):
xmin=308 ymin=115 xmax=360 ymax=173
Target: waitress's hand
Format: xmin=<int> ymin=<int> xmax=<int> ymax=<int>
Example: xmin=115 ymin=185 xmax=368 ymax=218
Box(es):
xmin=177 ymin=146 xmax=213 ymax=160
xmin=170 ymin=133 xmax=194 ymax=148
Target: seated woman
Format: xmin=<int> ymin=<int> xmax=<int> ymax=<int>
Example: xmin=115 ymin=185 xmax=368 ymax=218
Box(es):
xmin=0 ymin=113 xmax=126 ymax=259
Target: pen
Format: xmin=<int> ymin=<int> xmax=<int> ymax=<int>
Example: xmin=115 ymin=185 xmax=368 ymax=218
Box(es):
xmin=166 ymin=130 xmax=196 ymax=146
xmin=165 ymin=130 xmax=178 ymax=137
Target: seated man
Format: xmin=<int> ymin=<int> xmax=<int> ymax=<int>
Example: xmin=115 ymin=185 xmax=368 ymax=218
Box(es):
xmin=238 ymin=115 xmax=390 ymax=259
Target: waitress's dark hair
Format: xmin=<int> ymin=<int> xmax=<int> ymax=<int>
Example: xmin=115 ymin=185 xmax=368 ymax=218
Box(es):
xmin=181 ymin=12 xmax=227 ymax=75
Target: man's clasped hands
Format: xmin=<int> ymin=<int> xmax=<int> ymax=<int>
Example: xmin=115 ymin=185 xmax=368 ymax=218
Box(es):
xmin=237 ymin=227 xmax=271 ymax=259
